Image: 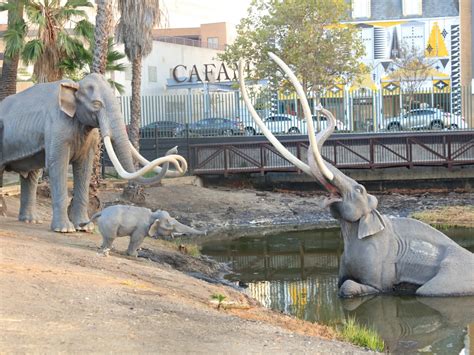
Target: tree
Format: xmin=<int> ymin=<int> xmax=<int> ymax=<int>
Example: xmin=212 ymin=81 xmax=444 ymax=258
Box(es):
xmin=389 ymin=43 xmax=437 ymax=111
xmin=220 ymin=0 xmax=366 ymax=103
xmin=116 ymin=0 xmax=162 ymax=202
xmin=90 ymin=0 xmax=112 ymax=214
xmin=0 ymin=0 xmax=26 ymax=101
xmin=116 ymin=0 xmax=161 ymax=150
xmin=91 ymin=0 xmax=112 ymax=74
xmin=21 ymin=0 xmax=94 ymax=83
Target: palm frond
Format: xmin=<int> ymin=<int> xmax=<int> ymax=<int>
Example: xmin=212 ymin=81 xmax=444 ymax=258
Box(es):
xmin=58 ymin=8 xmax=88 ymax=21
xmin=25 ymin=3 xmax=46 ymax=27
xmin=0 ymin=2 xmax=17 ymax=12
xmin=3 ymin=18 xmax=27 ymax=59
xmin=75 ymin=19 xmax=95 ymax=43
xmin=108 ymin=78 xmax=125 ymax=95
xmin=64 ymin=0 xmax=94 ymax=8
xmin=22 ymin=39 xmax=44 ymax=65
xmin=116 ymin=0 xmax=162 ymax=60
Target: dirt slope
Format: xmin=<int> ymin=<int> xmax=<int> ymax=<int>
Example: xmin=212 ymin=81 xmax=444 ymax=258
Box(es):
xmin=0 ymin=195 xmax=367 ymax=353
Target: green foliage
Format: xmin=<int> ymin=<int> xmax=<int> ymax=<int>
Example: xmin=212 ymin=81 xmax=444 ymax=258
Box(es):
xmin=21 ymin=39 xmax=43 ymax=65
xmin=3 ymin=17 xmax=27 ymax=59
xmin=339 ymin=317 xmax=385 ymax=352
xmin=211 ymin=293 xmax=227 ymax=310
xmin=219 ymin=0 xmax=367 ymax=93
xmin=1 ymin=0 xmax=125 ymax=92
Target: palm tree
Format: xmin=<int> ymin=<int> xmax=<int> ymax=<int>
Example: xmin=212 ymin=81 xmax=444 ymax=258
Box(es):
xmin=20 ymin=0 xmax=94 ymax=83
xmin=0 ymin=0 xmax=25 ymax=101
xmin=116 ymin=0 xmax=161 ymax=201
xmin=90 ymin=0 xmax=113 ymax=214
xmin=116 ymin=0 xmax=161 ymax=150
xmin=91 ymin=0 xmax=112 ymax=74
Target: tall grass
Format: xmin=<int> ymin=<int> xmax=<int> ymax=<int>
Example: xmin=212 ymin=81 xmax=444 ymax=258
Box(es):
xmin=339 ymin=317 xmax=385 ymax=352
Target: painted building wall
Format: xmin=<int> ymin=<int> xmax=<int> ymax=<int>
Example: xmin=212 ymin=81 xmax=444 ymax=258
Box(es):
xmin=355 ymin=17 xmax=459 ymax=89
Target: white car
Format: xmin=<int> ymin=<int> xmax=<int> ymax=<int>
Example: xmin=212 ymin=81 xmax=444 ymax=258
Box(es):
xmin=243 ymin=114 xmax=346 ymax=135
xmin=380 ymin=108 xmax=468 ymax=131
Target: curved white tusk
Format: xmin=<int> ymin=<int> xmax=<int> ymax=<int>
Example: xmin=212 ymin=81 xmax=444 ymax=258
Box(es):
xmin=267 ymin=52 xmax=334 ymax=181
xmin=129 ymin=142 xmax=187 ymax=177
xmin=238 ymin=60 xmax=313 ymax=176
xmin=317 ymin=107 xmax=337 ymax=150
xmin=103 ymin=136 xmax=187 ymax=180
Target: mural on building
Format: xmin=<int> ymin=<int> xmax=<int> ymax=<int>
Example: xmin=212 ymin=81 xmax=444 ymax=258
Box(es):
xmin=354 ymin=18 xmax=458 ymax=92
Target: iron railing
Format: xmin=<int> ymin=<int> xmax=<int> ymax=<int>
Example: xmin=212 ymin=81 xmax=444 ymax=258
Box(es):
xmin=119 ymin=85 xmax=473 ymax=138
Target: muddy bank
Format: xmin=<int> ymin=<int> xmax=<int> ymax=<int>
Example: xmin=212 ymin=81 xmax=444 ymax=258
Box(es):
xmin=98 ymin=177 xmax=474 ymax=240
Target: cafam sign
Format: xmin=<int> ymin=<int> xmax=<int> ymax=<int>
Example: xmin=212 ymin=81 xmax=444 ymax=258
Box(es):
xmin=172 ymin=62 xmax=250 ymax=83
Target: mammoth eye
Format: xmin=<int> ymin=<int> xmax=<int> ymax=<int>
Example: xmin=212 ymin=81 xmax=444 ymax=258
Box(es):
xmin=355 ymin=186 xmax=364 ymax=194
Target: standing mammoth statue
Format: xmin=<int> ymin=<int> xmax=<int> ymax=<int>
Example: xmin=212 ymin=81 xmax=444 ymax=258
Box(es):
xmin=238 ymin=53 xmax=474 ymax=297
xmin=0 ymin=73 xmax=187 ymax=233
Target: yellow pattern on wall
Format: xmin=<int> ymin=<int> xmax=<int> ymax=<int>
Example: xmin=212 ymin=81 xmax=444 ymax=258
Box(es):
xmin=425 ymin=22 xmax=448 ymax=57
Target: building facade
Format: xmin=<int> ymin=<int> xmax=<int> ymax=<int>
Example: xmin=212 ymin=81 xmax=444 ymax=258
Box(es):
xmin=349 ymin=0 xmax=463 ymax=114
xmin=116 ymin=22 xmax=236 ymax=96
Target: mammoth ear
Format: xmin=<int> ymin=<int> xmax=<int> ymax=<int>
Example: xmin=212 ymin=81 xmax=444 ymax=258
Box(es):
xmin=59 ymin=82 xmax=79 ymax=117
xmin=148 ymin=219 xmax=161 ymax=237
xmin=358 ymin=209 xmax=385 ymax=239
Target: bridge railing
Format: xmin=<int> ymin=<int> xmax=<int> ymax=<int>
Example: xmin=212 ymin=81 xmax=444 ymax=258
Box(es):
xmin=188 ymin=131 xmax=474 ymax=175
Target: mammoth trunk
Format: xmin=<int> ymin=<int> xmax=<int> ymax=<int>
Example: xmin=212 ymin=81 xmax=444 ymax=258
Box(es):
xmin=100 ymin=107 xmax=136 ymax=177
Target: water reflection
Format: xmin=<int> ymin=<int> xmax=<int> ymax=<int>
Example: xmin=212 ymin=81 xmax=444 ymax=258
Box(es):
xmin=201 ymin=228 xmax=474 ymax=354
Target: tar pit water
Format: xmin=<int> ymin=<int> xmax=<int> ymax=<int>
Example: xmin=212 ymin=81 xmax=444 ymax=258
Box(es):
xmin=200 ymin=228 xmax=474 ymax=354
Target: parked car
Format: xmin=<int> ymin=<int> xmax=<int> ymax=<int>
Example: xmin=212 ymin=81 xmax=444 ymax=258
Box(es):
xmin=177 ymin=118 xmax=244 ymax=136
xmin=139 ymin=120 xmax=183 ymax=138
xmin=243 ymin=114 xmax=346 ymax=136
xmin=381 ymin=108 xmax=467 ymax=131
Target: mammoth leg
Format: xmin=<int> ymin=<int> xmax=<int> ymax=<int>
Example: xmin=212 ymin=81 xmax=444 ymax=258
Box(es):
xmin=49 ymin=145 xmax=75 ymax=233
xmin=127 ymin=232 xmax=146 ymax=257
xmin=18 ymin=169 xmax=42 ymax=224
xmin=69 ymin=132 xmax=99 ymax=232
xmin=416 ymin=248 xmax=474 ymax=297
xmin=338 ymin=280 xmax=380 ymax=298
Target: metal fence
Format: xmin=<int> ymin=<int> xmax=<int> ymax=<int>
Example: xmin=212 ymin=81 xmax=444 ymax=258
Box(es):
xmin=119 ymin=85 xmax=473 ymax=138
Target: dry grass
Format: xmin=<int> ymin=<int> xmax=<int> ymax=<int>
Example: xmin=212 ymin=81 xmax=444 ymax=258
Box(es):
xmin=411 ymin=206 xmax=474 ymax=228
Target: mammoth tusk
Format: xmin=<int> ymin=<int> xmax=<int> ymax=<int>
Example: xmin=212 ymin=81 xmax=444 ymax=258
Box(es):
xmin=238 ymin=60 xmax=313 ymax=176
xmin=129 ymin=143 xmax=187 ymax=177
xmin=267 ymin=52 xmax=334 ymax=182
xmin=103 ymin=136 xmax=187 ymax=180
xmin=315 ymin=106 xmax=337 ymax=152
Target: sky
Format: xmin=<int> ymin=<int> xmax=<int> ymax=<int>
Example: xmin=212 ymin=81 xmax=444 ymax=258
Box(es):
xmin=0 ymin=1 xmax=253 ymax=28
xmin=161 ymin=0 xmax=252 ymax=28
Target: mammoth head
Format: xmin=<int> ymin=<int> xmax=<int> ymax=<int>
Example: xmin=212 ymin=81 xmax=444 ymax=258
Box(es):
xmin=238 ymin=53 xmax=385 ymax=239
xmin=58 ymin=74 xmax=187 ymax=185
xmin=148 ymin=210 xmax=205 ymax=239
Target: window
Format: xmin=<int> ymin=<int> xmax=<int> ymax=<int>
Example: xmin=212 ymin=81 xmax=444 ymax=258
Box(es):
xmin=207 ymin=37 xmax=219 ymax=49
xmin=352 ymin=0 xmax=371 ymax=19
xmin=148 ymin=66 xmax=157 ymax=83
xmin=402 ymin=0 xmax=422 ymax=16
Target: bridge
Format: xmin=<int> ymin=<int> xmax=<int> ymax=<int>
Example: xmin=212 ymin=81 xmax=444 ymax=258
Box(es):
xmin=130 ymin=131 xmax=474 ymax=177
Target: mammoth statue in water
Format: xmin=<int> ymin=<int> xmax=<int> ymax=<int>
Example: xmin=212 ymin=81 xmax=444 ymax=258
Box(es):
xmin=0 ymin=73 xmax=187 ymax=233
xmin=238 ymin=53 xmax=474 ymax=297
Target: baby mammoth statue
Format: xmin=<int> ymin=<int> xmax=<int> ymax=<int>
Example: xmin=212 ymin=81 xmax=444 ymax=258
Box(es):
xmin=83 ymin=205 xmax=205 ymax=256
